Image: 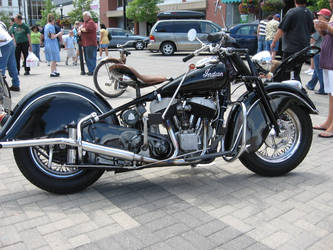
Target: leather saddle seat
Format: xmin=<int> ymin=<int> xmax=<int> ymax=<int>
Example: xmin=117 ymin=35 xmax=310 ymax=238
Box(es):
xmin=109 ymin=64 xmax=167 ymax=87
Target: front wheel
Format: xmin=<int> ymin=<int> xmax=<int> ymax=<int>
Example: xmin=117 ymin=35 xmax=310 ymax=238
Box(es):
xmin=93 ymin=59 xmax=126 ymax=98
xmin=239 ymin=105 xmax=312 ymax=176
xmin=13 ymin=146 xmax=104 ymax=194
xmin=135 ymin=41 xmax=144 ymax=50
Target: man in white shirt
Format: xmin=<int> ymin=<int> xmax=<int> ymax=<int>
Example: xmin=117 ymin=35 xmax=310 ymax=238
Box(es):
xmin=0 ymin=21 xmax=20 ymax=91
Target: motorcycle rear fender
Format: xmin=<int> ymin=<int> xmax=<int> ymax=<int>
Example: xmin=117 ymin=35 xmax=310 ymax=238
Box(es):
xmin=0 ymin=82 xmax=118 ymax=141
xmin=224 ymin=83 xmax=318 ymax=153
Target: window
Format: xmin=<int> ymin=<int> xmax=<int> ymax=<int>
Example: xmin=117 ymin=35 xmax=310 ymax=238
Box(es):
xmin=117 ymin=0 xmax=123 ymax=7
xmin=173 ymin=22 xmax=201 ymax=33
xmin=155 ymin=22 xmax=174 ymax=33
xmin=236 ymin=26 xmax=252 ymax=36
xmin=201 ymin=22 xmax=221 ymax=34
xmin=8 ymin=0 xmax=12 ymax=6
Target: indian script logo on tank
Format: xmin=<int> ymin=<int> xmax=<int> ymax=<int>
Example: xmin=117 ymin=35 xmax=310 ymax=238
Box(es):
xmin=203 ymin=68 xmax=224 ymax=79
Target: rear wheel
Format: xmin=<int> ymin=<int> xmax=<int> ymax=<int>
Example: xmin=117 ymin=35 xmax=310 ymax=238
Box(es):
xmin=93 ymin=59 xmax=126 ymax=98
xmin=161 ymin=42 xmax=175 ymax=56
xmin=239 ymin=105 xmax=312 ymax=176
xmin=13 ymin=145 xmax=104 ymax=194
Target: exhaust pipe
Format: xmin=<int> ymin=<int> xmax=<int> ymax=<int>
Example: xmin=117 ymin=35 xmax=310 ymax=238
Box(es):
xmin=0 ymin=138 xmax=157 ymax=163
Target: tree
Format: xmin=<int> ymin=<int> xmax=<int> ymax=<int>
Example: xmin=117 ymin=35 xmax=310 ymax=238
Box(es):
xmin=127 ymin=0 xmax=161 ymax=23
xmin=0 ymin=11 xmax=11 ymax=28
xmin=39 ymin=0 xmax=58 ymax=26
xmin=67 ymin=0 xmax=98 ymax=24
xmin=307 ymin=0 xmax=329 ymax=12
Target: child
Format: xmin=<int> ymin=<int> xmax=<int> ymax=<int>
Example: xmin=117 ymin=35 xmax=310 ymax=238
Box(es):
xmin=64 ymin=30 xmax=77 ymax=65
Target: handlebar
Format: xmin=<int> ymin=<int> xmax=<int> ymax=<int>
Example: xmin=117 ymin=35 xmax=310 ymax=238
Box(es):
xmin=183 ymin=54 xmax=195 ymax=62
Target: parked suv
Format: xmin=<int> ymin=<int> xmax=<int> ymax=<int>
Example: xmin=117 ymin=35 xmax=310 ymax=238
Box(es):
xmin=147 ymin=19 xmax=222 ymax=55
xmin=107 ymin=28 xmax=149 ymax=50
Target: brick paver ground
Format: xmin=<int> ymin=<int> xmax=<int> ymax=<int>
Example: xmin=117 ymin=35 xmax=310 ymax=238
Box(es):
xmin=0 ymin=50 xmax=332 ymax=249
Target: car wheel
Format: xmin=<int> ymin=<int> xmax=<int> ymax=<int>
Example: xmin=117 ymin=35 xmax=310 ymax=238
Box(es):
xmin=135 ymin=41 xmax=144 ymax=50
xmin=161 ymin=42 xmax=175 ymax=56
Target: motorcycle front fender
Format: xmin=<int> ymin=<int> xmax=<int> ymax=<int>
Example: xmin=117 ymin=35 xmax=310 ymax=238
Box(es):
xmin=224 ymin=83 xmax=318 ymax=153
xmin=0 ymin=82 xmax=118 ymax=141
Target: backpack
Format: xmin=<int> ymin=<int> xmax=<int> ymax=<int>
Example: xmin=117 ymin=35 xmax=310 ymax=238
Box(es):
xmin=107 ymin=30 xmax=112 ymax=41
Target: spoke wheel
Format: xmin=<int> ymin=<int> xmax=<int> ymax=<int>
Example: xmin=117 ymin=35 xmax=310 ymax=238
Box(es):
xmin=93 ymin=60 xmax=126 ymax=98
xmin=240 ymin=105 xmax=312 ymax=176
xmin=13 ymin=145 xmax=104 ymax=194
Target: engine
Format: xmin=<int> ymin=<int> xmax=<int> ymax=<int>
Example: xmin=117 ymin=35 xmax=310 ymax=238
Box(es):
xmin=150 ymin=97 xmax=217 ymax=153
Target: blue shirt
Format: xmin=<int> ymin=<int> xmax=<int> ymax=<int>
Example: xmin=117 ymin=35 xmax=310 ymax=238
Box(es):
xmin=44 ymin=23 xmax=59 ymax=48
xmin=65 ymin=36 xmax=75 ymax=49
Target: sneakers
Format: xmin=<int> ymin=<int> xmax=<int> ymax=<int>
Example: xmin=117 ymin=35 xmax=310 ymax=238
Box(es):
xmin=97 ymin=56 xmax=102 ymax=61
xmin=24 ymin=71 xmax=30 ymax=75
xmin=9 ymin=86 xmax=20 ymax=92
xmin=87 ymin=72 xmax=94 ymax=76
xmin=50 ymin=72 xmax=60 ymax=77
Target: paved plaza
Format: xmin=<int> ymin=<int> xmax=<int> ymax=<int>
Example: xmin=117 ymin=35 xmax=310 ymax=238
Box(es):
xmin=0 ymin=50 xmax=333 ymax=249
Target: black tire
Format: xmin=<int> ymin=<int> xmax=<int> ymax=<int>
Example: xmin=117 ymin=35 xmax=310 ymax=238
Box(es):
xmin=13 ymin=146 xmax=104 ymax=194
xmin=93 ymin=59 xmax=126 ymax=98
xmin=135 ymin=41 xmax=144 ymax=50
xmin=160 ymin=42 xmax=175 ymax=56
xmin=239 ymin=105 xmax=312 ymax=176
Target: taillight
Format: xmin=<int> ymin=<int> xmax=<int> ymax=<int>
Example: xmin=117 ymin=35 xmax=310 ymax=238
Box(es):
xmin=0 ymin=112 xmax=8 ymax=126
xmin=149 ymin=35 xmax=155 ymax=42
xmin=0 ymin=112 xmax=7 ymax=124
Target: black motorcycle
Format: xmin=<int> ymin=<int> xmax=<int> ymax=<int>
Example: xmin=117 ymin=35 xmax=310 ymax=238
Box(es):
xmin=0 ymin=30 xmax=318 ymax=194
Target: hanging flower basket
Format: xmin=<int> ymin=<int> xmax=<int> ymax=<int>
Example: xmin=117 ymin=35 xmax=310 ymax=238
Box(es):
xmin=239 ymin=0 xmax=259 ymax=15
xmin=239 ymin=3 xmax=249 ymax=14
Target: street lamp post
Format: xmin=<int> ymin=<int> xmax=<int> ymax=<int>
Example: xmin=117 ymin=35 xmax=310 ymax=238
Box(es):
xmin=60 ymin=4 xmax=63 ymax=20
xmin=122 ymin=0 xmax=127 ymax=30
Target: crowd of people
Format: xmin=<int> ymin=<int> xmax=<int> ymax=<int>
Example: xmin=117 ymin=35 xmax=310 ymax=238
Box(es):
xmin=0 ymin=11 xmax=100 ymax=89
xmin=1 ymin=0 xmax=333 ymax=138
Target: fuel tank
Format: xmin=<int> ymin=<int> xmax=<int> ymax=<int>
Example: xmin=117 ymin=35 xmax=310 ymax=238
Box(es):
xmin=158 ymin=63 xmax=227 ymax=97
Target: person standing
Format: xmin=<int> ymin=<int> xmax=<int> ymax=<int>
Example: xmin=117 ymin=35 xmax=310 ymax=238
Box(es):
xmin=72 ymin=21 xmax=80 ymax=65
xmin=78 ymin=11 xmax=97 ymax=75
xmin=31 ymin=25 xmax=41 ymax=61
xmin=306 ymin=9 xmax=331 ymax=95
xmin=265 ymin=14 xmax=280 ymax=60
xmin=64 ymin=30 xmax=77 ymax=66
xmin=271 ymin=0 xmax=315 ymax=82
xmin=0 ymin=22 xmax=20 ymax=91
xmin=98 ymin=24 xmax=109 ymax=60
xmin=313 ymin=0 xmax=333 ymax=138
xmin=44 ymin=14 xmax=62 ymax=77
xmin=257 ymin=16 xmax=269 ymax=53
xmin=10 ymin=14 xmax=32 ymax=75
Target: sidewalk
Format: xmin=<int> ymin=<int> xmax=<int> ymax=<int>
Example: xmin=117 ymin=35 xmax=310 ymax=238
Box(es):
xmin=0 ymin=51 xmax=333 ymax=250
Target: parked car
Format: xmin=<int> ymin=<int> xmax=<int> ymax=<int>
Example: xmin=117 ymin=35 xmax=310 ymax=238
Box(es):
xmin=228 ymin=23 xmax=258 ymax=55
xmin=147 ymin=19 xmax=222 ymax=55
xmin=228 ymin=22 xmax=282 ymax=56
xmin=107 ymin=28 xmax=149 ymax=50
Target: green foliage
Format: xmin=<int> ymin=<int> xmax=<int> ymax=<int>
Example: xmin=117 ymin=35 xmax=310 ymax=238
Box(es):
xmin=127 ymin=0 xmax=161 ymax=23
xmin=0 ymin=11 xmax=11 ymax=28
xmin=307 ymin=0 xmax=330 ymax=11
xmin=261 ymin=0 xmax=285 ymax=14
xmin=39 ymin=0 xmax=58 ymax=26
xmin=67 ymin=0 xmax=98 ymax=24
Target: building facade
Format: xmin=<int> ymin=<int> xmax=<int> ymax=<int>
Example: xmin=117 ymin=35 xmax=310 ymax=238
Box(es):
xmin=99 ymin=0 xmax=249 ymax=35
xmin=0 ymin=0 xmax=20 ymax=19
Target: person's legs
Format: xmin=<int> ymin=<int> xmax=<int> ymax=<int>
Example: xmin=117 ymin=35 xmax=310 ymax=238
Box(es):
xmin=15 ymin=43 xmax=22 ymax=73
xmin=317 ymin=70 xmax=333 ymax=131
xmin=21 ymin=42 xmax=30 ymax=73
xmin=306 ymin=54 xmax=319 ymax=90
xmin=315 ymin=54 xmax=325 ymax=93
xmin=85 ymin=46 xmax=97 ymax=73
xmin=31 ymin=44 xmax=40 ymax=60
xmin=6 ymin=41 xmax=20 ymax=88
xmin=104 ymin=46 xmax=109 ymax=57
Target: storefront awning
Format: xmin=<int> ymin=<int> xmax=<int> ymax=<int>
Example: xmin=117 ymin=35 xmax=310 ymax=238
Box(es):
xmin=221 ymin=0 xmax=241 ymax=3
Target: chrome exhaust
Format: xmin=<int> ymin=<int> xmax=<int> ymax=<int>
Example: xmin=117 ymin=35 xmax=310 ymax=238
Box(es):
xmin=0 ymin=138 xmax=157 ymax=163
